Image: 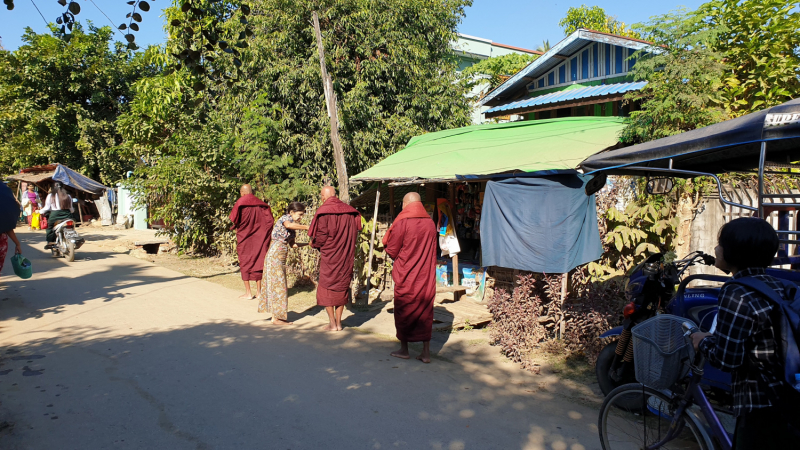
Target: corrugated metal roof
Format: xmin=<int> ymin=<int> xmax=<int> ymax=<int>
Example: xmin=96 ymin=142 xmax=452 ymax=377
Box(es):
xmin=485 ymin=81 xmax=647 ymax=114
xmin=480 ymin=29 xmax=655 ymax=107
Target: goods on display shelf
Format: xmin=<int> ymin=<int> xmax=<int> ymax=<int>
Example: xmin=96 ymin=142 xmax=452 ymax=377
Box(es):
xmin=435 ymin=260 xmax=486 ymax=294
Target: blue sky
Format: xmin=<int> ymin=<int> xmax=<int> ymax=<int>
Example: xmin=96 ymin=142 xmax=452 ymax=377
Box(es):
xmin=0 ymin=1 xmax=707 ymax=51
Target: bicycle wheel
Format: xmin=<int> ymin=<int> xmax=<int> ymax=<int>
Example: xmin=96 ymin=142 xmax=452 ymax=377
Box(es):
xmin=599 ymin=383 xmax=709 ymax=450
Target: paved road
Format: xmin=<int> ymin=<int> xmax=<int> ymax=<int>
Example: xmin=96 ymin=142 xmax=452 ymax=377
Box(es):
xmin=0 ymin=230 xmax=601 ymax=450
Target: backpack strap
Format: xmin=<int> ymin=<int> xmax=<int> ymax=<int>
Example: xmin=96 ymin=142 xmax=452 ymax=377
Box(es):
xmin=728 ymin=276 xmax=791 ymax=307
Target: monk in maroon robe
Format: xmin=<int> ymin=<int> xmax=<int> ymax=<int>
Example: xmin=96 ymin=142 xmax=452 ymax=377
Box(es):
xmin=384 ymin=192 xmax=438 ymax=363
xmin=309 ymin=186 xmax=362 ymax=331
xmin=229 ymin=184 xmax=274 ymax=299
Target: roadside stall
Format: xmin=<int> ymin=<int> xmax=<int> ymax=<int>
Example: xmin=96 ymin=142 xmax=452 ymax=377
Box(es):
xmin=7 ymin=164 xmax=111 ymax=227
xmin=350 ymin=116 xmax=624 ymax=328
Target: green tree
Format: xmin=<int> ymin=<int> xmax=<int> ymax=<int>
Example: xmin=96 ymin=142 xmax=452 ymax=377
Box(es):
xmin=701 ymin=0 xmax=800 ymax=117
xmin=460 ymin=52 xmax=538 ymax=93
xmin=559 ymin=5 xmax=641 ymax=38
xmin=621 ymin=9 xmax=728 ymax=144
xmin=118 ymin=0 xmax=473 ymax=255
xmin=536 ymin=40 xmax=550 ymax=53
xmin=0 ymin=23 xmax=154 ymax=183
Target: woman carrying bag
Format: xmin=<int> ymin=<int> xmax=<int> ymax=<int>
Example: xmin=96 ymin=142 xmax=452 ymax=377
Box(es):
xmin=257 ymin=202 xmax=310 ymax=325
xmin=0 ymin=182 xmax=23 ymax=275
xmin=21 ymin=184 xmax=42 ymax=231
xmin=39 ymin=182 xmax=74 ymax=250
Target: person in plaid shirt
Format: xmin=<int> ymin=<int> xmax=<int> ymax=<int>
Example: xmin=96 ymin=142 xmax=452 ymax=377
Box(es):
xmin=691 ymin=218 xmax=799 ymax=449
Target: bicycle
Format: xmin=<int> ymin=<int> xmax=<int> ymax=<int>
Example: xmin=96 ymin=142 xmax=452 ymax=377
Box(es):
xmin=597 ymin=315 xmax=735 ymax=450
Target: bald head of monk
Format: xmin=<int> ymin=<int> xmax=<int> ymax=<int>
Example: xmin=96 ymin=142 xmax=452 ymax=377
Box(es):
xmin=402 ymin=192 xmax=422 ymax=209
xmin=240 ymin=184 xmax=253 ymax=196
xmin=320 ymin=186 xmax=336 ymax=202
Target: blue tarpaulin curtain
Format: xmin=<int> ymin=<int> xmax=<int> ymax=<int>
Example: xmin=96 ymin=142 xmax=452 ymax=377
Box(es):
xmin=52 ymin=165 xmax=108 ymax=196
xmin=480 ymin=174 xmax=602 ymax=274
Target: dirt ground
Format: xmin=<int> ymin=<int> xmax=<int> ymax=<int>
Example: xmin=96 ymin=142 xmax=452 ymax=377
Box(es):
xmin=2 ymin=228 xmax=610 ymax=450
xmin=75 ymin=225 xmax=600 ymax=398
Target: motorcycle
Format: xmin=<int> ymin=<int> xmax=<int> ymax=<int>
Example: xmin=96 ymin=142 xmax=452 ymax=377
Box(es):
xmin=596 ymin=250 xmax=800 ymax=401
xmin=595 ymin=251 xmax=728 ymax=398
xmin=50 ymin=218 xmax=85 ymax=262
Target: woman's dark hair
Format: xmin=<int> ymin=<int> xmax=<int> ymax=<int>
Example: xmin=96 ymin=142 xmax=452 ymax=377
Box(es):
xmin=286 ymin=202 xmax=306 ymax=214
xmin=718 ymin=217 xmax=779 ymax=269
xmin=51 ymin=182 xmax=72 ymax=210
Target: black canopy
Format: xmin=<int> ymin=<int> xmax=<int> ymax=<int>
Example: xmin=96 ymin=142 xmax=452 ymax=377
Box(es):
xmin=580 ymin=98 xmax=800 ymax=176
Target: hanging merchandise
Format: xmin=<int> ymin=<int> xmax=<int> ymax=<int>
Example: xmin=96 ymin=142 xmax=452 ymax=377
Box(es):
xmin=451 ymin=183 xmax=483 ymax=262
xmin=436 ymin=198 xmax=460 ymax=257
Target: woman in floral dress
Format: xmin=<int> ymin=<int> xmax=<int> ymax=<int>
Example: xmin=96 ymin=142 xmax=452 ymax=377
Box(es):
xmin=258 ymin=202 xmax=309 ymax=325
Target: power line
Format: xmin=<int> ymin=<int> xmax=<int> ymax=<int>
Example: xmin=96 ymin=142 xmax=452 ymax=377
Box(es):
xmin=28 ymin=0 xmax=49 ymax=27
xmin=88 ymin=0 xmax=124 ymax=35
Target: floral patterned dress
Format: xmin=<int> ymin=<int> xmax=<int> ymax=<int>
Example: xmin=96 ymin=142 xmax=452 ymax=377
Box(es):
xmin=257 ymin=215 xmax=296 ymax=319
xmin=0 ymin=233 xmax=8 ymax=274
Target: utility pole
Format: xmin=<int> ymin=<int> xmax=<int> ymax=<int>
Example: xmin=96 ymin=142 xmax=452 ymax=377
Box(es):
xmin=312 ymin=11 xmax=350 ymax=203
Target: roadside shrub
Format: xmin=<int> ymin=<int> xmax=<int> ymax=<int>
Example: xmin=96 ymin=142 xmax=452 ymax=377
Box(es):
xmin=563 ymin=270 xmax=625 ymax=365
xmin=488 ymin=268 xmax=625 ymax=373
xmin=487 ymin=274 xmax=547 ymax=373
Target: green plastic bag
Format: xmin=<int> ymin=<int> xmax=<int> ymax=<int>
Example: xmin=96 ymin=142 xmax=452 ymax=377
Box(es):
xmin=11 ymin=254 xmax=32 ymax=279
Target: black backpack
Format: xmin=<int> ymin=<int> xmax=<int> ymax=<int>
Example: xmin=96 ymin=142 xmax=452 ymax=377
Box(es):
xmin=731 ymin=277 xmax=800 ymax=407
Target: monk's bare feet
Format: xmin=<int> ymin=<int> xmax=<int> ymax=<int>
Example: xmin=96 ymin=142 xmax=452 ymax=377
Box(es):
xmin=322 ymin=324 xmax=337 ymax=332
xmin=416 ymin=354 xmax=431 ymax=364
xmin=336 ymin=323 xmax=343 ymax=331
xmin=390 ymin=349 xmax=410 ymax=359
xmin=272 ymin=319 xmax=294 ymax=326
xmin=239 ymin=294 xmax=255 ymax=300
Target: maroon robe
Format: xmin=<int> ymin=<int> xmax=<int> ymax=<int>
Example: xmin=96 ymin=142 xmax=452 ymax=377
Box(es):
xmin=309 ymin=197 xmax=362 ymax=306
xmin=229 ymin=194 xmax=274 ymax=281
xmin=383 ymin=201 xmax=438 ymax=342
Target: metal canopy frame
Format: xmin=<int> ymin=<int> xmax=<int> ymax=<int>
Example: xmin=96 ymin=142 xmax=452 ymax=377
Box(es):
xmin=624 ymin=141 xmax=800 ymax=249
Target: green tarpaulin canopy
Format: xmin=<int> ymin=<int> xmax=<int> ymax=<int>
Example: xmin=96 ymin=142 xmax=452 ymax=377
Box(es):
xmin=351 ymin=116 xmax=625 ymax=183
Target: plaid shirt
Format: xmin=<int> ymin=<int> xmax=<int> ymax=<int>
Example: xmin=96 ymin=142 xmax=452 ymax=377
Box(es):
xmin=698 ymin=267 xmax=786 ymax=416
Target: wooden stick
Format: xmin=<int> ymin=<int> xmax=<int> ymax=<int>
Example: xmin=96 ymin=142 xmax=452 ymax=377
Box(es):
xmin=77 ymin=191 xmax=84 ymax=226
xmin=364 ymin=182 xmax=381 ymax=304
xmin=560 ymin=273 xmax=568 ymax=339
xmin=312 ymin=11 xmax=350 ymax=203
xmin=389 ymin=186 xmax=395 ymax=218
xmin=449 ymin=183 xmax=459 ymax=287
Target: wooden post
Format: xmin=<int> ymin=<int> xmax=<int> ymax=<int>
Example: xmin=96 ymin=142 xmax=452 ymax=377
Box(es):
xmin=448 ymin=183 xmax=459 ymax=287
xmin=364 ymin=182 xmax=381 ymax=304
xmin=312 ymin=11 xmax=349 ymax=203
xmin=77 ymin=193 xmax=84 ymax=226
xmin=559 ymin=273 xmax=569 ymax=339
xmin=389 ymin=186 xmax=395 ymax=219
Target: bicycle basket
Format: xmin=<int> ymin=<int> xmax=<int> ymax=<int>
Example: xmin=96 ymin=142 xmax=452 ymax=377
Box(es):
xmin=631 ymin=315 xmax=695 ymax=390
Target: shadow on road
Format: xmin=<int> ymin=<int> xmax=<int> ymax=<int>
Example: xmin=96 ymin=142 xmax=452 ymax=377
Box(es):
xmin=1 ymin=237 xmax=184 ymax=323
xmin=0 ymin=320 xmax=601 ymax=450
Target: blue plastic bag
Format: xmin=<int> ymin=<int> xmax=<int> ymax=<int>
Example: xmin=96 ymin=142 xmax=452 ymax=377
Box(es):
xmin=11 ymin=254 xmax=32 ymax=279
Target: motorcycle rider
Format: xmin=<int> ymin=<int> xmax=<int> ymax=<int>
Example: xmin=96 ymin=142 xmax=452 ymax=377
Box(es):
xmin=39 ymin=182 xmax=74 ymax=250
xmin=691 ymin=218 xmax=799 ymax=448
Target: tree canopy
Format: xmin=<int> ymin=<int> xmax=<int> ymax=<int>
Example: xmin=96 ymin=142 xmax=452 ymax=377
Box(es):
xmin=559 ymin=5 xmax=641 ymax=39
xmin=0 ymin=23 xmax=156 ymax=183
xmin=620 ymin=9 xmax=728 ymax=144
xmin=621 ymin=0 xmax=800 ymax=143
xmin=117 ymin=0 xmax=473 ymax=254
xmin=460 ymin=52 xmax=539 ymax=94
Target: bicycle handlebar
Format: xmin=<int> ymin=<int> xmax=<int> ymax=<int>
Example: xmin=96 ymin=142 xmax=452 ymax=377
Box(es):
xmin=682 ymin=321 xmax=707 ymax=372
